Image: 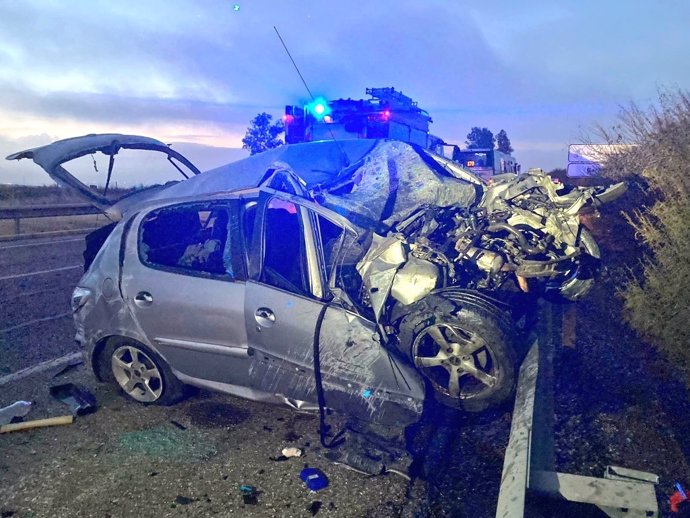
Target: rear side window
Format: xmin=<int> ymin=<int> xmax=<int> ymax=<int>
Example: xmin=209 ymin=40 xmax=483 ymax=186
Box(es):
xmin=139 ymin=203 xmax=244 ymax=279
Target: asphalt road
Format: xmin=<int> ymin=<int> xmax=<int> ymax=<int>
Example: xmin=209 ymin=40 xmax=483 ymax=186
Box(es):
xmin=0 ymin=235 xmax=85 ymax=375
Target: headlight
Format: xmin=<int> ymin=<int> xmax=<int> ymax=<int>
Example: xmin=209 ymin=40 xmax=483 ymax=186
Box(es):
xmin=71 ymin=287 xmax=92 ymax=312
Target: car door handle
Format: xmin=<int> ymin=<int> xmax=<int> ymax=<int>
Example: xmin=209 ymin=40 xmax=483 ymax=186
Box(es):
xmin=254 ymin=307 xmax=275 ymax=327
xmin=134 ymin=291 xmax=153 ymax=307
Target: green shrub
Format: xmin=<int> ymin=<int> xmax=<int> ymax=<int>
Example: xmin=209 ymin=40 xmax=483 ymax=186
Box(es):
xmin=598 ymin=90 xmax=690 ymax=374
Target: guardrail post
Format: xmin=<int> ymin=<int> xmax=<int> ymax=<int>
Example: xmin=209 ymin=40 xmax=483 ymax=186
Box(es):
xmin=0 ymin=203 xmax=103 ymax=241
xmin=496 ymin=302 xmax=659 ymax=518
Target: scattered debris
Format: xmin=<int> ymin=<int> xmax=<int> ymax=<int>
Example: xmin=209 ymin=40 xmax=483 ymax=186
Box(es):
xmin=49 ymin=383 xmax=97 ymax=416
xmin=282 ymin=447 xmax=303 ymax=458
xmin=270 ymin=446 xmax=303 ymax=462
xmin=174 ymin=495 xmax=195 ymax=506
xmin=671 ymin=482 xmax=689 ymax=514
xmin=0 ymin=415 xmax=73 ymax=434
xmin=118 ymin=425 xmax=216 ymax=461
xmin=0 ymin=401 xmax=32 ymax=426
xmin=170 ymin=420 xmax=186 ymax=430
xmin=239 ymin=485 xmax=259 ymax=505
xmin=51 ymin=358 xmax=84 ymax=378
xmin=300 ymin=468 xmax=329 ymax=492
xmin=307 ymin=501 xmax=322 ymax=516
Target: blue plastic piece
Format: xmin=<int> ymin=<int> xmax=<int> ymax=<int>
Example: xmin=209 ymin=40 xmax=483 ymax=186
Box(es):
xmin=300 ymin=467 xmax=329 ymax=492
xmin=676 ymin=482 xmax=687 ymax=499
xmin=362 ymin=389 xmax=373 ymax=398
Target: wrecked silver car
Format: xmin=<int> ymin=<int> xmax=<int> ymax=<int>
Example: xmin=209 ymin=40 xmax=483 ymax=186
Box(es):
xmin=7 ymin=135 xmax=623 ymax=426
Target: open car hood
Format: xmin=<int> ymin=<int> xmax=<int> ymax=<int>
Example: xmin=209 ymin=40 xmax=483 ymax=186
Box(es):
xmin=6 ymin=134 xmax=201 ymax=217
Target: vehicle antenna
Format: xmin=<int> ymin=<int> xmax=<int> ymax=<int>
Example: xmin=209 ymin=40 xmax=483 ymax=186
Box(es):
xmin=273 ymin=26 xmax=350 ymax=166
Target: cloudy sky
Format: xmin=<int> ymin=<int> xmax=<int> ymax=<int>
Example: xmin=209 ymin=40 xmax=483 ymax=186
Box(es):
xmin=1 ymin=0 xmax=688 ymax=184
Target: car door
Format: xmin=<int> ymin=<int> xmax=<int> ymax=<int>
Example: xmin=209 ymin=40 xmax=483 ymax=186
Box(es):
xmin=121 ymin=198 xmax=252 ymax=386
xmin=244 ymin=189 xmax=425 ymax=421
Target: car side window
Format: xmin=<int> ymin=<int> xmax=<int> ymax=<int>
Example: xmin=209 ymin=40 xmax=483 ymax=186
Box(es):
xmin=139 ymin=203 xmax=243 ymax=279
xmin=260 ymin=198 xmax=309 ymax=295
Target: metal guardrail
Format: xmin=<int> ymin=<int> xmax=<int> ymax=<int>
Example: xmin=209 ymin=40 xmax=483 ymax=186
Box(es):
xmin=0 ymin=203 xmax=101 ymax=239
xmin=496 ymin=303 xmax=659 ymax=518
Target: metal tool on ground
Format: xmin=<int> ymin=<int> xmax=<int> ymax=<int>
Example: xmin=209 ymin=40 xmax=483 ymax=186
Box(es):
xmin=0 ymin=415 xmax=73 ymax=434
xmin=49 ymin=383 xmax=97 ymax=416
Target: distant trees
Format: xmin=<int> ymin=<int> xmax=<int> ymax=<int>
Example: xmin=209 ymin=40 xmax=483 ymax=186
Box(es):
xmin=242 ymin=113 xmax=284 ymax=155
xmin=465 ymin=127 xmax=494 ymax=149
xmin=495 ymin=129 xmax=513 ymax=154
xmin=465 ymin=127 xmax=514 ymax=154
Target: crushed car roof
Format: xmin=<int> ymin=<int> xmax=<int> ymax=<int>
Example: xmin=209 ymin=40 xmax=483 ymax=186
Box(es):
xmin=148 ymin=139 xmax=479 ymax=230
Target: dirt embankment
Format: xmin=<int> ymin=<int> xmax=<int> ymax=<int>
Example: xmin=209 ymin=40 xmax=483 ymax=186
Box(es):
xmin=552 ymin=197 xmax=690 ymax=515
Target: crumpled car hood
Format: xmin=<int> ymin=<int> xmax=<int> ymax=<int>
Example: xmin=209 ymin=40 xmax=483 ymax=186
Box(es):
xmin=317 ymin=140 xmax=479 ymax=231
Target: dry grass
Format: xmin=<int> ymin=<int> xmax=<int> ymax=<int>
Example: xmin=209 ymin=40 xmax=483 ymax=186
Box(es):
xmin=0 ymin=185 xmax=127 ymax=237
xmin=0 ymin=213 xmax=107 ymax=237
xmin=597 ymin=90 xmax=690 ymax=378
xmin=0 ymin=184 xmax=133 ymax=206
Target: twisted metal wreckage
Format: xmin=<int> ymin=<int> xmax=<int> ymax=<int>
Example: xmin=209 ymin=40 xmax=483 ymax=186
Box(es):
xmin=8 ymin=136 xmax=626 ymax=434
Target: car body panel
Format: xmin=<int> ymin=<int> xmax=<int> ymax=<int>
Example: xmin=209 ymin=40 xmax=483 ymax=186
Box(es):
xmin=121 ymin=209 xmax=251 ymax=386
xmin=242 ymin=188 xmax=425 ymax=421
xmin=6 ymin=133 xmax=201 ymax=216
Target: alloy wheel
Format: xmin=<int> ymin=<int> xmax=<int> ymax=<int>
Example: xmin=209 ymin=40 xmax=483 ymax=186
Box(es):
xmin=412 ymin=322 xmax=498 ymax=400
xmin=111 ymin=345 xmax=164 ymax=402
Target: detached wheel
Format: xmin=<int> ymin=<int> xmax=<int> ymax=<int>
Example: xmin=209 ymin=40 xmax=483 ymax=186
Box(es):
xmin=398 ymin=296 xmax=516 ymax=412
xmin=101 ymin=337 xmax=186 ymax=405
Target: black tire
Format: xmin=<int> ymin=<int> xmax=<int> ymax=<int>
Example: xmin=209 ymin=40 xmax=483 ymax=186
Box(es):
xmin=100 ymin=337 xmax=187 ymax=406
xmin=545 ymin=228 xmax=601 ymax=302
xmin=397 ymin=295 xmax=517 ymax=412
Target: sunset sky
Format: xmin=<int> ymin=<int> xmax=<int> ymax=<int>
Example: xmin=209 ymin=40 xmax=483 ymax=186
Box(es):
xmin=1 ymin=0 xmax=688 ymax=184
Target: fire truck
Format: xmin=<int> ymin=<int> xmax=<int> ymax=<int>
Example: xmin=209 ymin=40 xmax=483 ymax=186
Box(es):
xmin=284 ymin=87 xmax=518 ymax=181
xmin=284 ymin=87 xmax=444 ymax=150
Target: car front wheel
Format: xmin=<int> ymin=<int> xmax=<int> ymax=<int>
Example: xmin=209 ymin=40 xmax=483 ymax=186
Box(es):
xmin=397 ymin=296 xmax=517 ymax=412
xmin=101 ymin=337 xmax=186 ymax=405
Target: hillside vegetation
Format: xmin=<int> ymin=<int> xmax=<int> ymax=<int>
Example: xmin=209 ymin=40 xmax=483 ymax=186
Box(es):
xmin=599 ymin=90 xmax=690 ymax=377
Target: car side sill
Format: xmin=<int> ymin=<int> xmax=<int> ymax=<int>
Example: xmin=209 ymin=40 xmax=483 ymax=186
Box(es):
xmin=155 ymin=337 xmax=249 ymax=358
xmin=172 ymin=370 xmax=319 ymax=411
